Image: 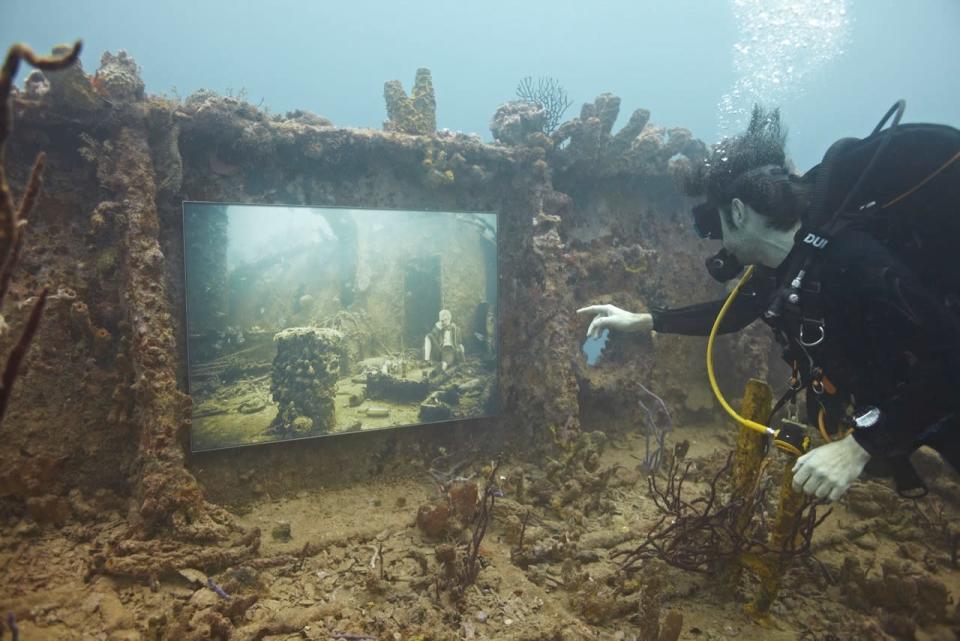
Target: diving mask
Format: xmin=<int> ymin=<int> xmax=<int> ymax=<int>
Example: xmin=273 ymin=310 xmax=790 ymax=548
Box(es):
xmin=692 ymin=202 xmax=723 ymax=240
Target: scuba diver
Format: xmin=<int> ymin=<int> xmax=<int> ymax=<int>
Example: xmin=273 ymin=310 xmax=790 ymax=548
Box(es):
xmin=578 ymin=102 xmax=960 ymax=502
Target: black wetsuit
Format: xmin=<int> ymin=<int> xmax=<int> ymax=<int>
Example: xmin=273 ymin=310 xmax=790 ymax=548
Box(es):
xmin=651 ymin=227 xmax=960 ymax=476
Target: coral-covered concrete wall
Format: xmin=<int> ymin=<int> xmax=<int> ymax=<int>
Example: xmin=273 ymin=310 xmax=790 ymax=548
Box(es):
xmin=555 ymin=171 xmax=776 ymax=428
xmin=0 ymin=52 xmax=770 ymax=521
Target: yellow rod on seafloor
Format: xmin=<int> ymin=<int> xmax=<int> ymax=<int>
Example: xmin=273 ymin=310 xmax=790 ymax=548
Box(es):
xmin=706 ymin=265 xmax=772 ymax=437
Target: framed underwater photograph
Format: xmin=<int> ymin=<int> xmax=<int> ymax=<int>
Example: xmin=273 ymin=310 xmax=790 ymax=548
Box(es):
xmin=182 ymin=202 xmax=499 ymax=452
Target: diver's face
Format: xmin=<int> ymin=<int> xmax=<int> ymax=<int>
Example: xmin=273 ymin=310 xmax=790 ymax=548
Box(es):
xmin=719 ymin=200 xmax=768 ymax=266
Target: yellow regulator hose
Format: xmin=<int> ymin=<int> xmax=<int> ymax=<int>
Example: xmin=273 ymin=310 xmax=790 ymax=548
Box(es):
xmin=705 ymin=265 xmax=775 ymax=437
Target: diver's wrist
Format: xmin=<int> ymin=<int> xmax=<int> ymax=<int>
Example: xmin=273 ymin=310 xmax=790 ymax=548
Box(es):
xmin=629 ymin=312 xmax=653 ymax=333
xmin=842 ymin=433 xmax=871 ymax=464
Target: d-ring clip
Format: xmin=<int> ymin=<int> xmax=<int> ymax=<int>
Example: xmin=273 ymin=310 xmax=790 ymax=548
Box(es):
xmin=799 ymin=319 xmax=825 ymax=347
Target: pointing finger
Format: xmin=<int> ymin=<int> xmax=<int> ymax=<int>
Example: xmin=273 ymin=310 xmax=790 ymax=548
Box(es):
xmin=577 ymin=305 xmax=605 ymax=315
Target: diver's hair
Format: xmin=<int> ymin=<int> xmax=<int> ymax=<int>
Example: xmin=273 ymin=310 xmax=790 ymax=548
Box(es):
xmin=724 ymin=166 xmax=811 ymax=231
xmin=684 ymin=105 xmax=809 ymax=231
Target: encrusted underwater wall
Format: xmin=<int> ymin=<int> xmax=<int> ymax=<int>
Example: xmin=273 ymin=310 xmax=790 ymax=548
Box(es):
xmin=0 ymin=51 xmax=771 ymax=528
xmin=543 ymin=94 xmax=778 ymax=431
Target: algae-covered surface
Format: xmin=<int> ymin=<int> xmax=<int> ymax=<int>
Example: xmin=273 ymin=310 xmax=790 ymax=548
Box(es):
xmin=3 ymin=423 xmax=958 ymax=640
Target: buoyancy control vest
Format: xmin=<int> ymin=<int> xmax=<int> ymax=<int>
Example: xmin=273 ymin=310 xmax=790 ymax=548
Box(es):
xmin=767 ymin=102 xmax=960 ymax=333
xmin=766 ymin=103 xmax=960 ymax=495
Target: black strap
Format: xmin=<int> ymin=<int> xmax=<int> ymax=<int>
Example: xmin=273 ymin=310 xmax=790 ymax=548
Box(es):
xmin=768 ymin=383 xmax=802 ymax=425
xmin=890 ymin=455 xmax=929 ymax=498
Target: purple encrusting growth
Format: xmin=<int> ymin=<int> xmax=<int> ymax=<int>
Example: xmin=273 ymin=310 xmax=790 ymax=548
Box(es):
xmin=207 ymin=577 xmax=231 ymax=599
xmin=6 ymin=612 xmax=19 ymax=641
xmin=637 ymin=381 xmax=672 ymax=472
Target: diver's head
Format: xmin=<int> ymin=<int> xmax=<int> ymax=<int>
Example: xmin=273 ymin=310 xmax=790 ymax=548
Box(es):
xmin=685 ymin=106 xmax=811 ymax=268
xmin=438 ymin=309 xmax=452 ymax=326
xmin=717 ymin=193 xmax=798 ymax=267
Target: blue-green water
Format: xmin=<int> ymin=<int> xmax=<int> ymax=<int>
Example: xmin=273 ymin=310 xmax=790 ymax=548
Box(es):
xmin=2 ymin=0 xmax=957 ymax=170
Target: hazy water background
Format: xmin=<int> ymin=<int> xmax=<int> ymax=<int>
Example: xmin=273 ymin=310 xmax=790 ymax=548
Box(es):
xmin=3 ymin=0 xmax=957 ymax=170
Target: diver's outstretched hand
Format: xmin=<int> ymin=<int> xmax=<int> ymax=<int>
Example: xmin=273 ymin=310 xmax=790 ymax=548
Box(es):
xmin=576 ymin=304 xmax=653 ymax=339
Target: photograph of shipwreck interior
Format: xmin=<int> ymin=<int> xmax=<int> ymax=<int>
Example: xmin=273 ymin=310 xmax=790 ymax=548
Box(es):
xmin=0 ymin=1 xmax=958 ymax=640
xmin=184 ymin=203 xmax=499 ymax=452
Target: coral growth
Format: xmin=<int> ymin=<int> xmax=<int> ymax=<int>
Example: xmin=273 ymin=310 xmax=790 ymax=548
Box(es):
xmin=0 ymin=41 xmax=82 ymax=426
xmin=92 ymin=50 xmax=145 ymax=102
xmin=457 ymin=465 xmax=498 ymax=589
xmin=835 ymin=555 xmax=955 ymax=638
xmin=540 ymin=430 xmax=619 ymax=515
xmin=612 ymin=443 xmax=825 ymax=582
xmin=546 ymin=93 xmax=707 ymax=178
xmin=42 ymin=43 xmax=101 ymax=112
xmin=383 ymin=68 xmax=436 ymax=135
xmin=490 ymin=101 xmax=548 ymax=145
xmin=515 ymin=76 xmax=572 ymax=134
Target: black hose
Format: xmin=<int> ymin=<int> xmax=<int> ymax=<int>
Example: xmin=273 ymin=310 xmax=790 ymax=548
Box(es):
xmin=806 ymin=100 xmax=906 ymax=231
xmin=829 ymin=99 xmax=906 ymax=224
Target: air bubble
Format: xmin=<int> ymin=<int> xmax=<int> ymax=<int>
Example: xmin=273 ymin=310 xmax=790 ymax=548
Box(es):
xmin=717 ymin=0 xmax=850 ymax=137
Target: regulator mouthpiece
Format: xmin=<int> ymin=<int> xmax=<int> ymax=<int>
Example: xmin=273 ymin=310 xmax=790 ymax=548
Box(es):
xmin=705 ymin=248 xmax=744 ymax=282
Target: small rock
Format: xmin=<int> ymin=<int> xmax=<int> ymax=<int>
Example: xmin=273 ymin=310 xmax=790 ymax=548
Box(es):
xmin=853 ymin=532 xmax=879 ymax=550
xmin=474 ymin=611 xmax=488 ymax=623
xmin=849 ymin=499 xmax=883 ymax=518
xmin=272 ymin=520 xmax=292 ymax=541
xmin=25 ymin=495 xmax=72 ymax=526
xmin=177 ymin=568 xmax=207 ymax=586
xmin=82 ymin=593 xmax=103 ymax=614
xmin=13 ymin=521 xmax=39 ymax=538
xmin=189 ymin=588 xmax=221 ymax=608
xmin=94 ymin=590 xmax=135 ymax=632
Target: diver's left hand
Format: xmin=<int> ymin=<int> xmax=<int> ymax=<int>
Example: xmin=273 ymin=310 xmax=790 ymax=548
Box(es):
xmin=792 ymin=435 xmax=871 ymax=502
